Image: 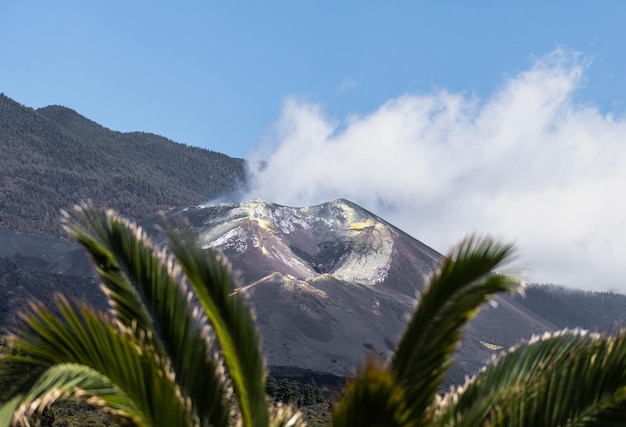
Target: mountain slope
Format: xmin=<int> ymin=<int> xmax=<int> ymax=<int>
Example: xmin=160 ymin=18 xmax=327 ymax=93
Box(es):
xmin=144 ymin=199 xmax=559 ymax=384
xmin=0 ymin=94 xmax=245 ymax=234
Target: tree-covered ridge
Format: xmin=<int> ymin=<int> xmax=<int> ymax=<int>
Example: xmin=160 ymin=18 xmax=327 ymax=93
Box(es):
xmin=0 ymin=94 xmax=245 ymax=234
xmin=515 ymin=284 xmax=626 ymax=332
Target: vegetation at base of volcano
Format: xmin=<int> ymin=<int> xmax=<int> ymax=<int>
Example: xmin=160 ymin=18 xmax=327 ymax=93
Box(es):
xmin=265 ymin=377 xmax=325 ymax=408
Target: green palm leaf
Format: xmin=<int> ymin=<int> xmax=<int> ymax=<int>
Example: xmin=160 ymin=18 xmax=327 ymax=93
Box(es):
xmin=0 ymin=363 xmax=134 ymax=426
xmin=332 ymin=236 xmax=519 ymax=426
xmin=1 ymin=298 xmax=190 ymax=426
xmin=332 ymin=359 xmax=410 ymax=427
xmin=63 ymin=205 xmax=230 ymax=426
xmin=435 ymin=329 xmax=626 ymax=426
xmin=168 ymin=226 xmax=269 ymax=427
xmin=391 ymin=236 xmax=518 ymax=424
xmin=62 ymin=207 xmax=153 ymax=331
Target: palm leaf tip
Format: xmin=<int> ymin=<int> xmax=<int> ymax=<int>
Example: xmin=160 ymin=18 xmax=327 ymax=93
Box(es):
xmin=332 ymin=358 xmax=410 ymax=427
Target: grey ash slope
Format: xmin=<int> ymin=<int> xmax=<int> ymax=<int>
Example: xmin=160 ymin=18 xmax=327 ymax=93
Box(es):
xmin=145 ymin=199 xmax=558 ymax=385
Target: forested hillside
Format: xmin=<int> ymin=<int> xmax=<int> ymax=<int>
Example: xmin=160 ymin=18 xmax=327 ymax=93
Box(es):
xmin=0 ymin=94 xmax=245 ymax=234
xmin=515 ymin=284 xmax=626 ymax=332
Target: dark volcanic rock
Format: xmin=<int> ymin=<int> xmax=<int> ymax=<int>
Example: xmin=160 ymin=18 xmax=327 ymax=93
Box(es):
xmin=0 ymin=230 xmax=106 ymax=328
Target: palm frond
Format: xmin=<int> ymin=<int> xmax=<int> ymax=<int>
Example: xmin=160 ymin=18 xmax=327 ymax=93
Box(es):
xmin=0 ymin=363 xmax=137 ymax=427
xmin=6 ymin=297 xmax=192 ymax=426
xmin=62 ymin=206 xmax=153 ymax=332
xmin=332 ymin=359 xmax=410 ymax=427
xmin=391 ymin=236 xmax=518 ymax=424
xmin=64 ymin=205 xmax=230 ymax=426
xmin=168 ymin=226 xmax=269 ymax=427
xmin=435 ymin=329 xmax=626 ymax=426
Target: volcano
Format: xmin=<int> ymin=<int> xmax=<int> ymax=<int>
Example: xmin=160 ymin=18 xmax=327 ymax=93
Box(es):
xmin=143 ymin=199 xmax=557 ymax=385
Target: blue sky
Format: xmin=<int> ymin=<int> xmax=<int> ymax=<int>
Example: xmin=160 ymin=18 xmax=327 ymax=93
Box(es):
xmin=3 ymin=2 xmax=626 ymax=292
xmin=1 ymin=2 xmax=624 ymax=157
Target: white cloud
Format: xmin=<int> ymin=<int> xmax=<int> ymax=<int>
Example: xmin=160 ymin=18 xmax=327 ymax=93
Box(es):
xmin=245 ymin=48 xmax=626 ymax=292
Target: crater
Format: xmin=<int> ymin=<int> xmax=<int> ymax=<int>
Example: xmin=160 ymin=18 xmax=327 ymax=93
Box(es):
xmin=290 ymin=240 xmax=348 ymax=274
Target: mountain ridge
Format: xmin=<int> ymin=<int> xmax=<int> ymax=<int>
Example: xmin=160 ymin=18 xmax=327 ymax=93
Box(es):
xmin=0 ymin=93 xmax=245 ymax=234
